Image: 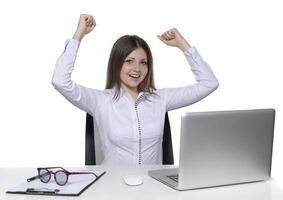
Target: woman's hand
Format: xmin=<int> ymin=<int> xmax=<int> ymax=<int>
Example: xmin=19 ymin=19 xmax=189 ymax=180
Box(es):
xmin=73 ymin=14 xmax=96 ymax=41
xmin=158 ymin=28 xmax=191 ymax=52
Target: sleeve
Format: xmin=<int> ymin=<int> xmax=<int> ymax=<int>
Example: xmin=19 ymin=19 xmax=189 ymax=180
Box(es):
xmin=51 ymin=39 xmax=103 ymax=115
xmin=160 ymin=47 xmax=220 ymax=111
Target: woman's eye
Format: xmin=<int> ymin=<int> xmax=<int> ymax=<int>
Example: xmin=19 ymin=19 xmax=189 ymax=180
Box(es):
xmin=141 ymin=61 xmax=148 ymax=65
xmin=125 ymin=59 xmax=133 ymax=63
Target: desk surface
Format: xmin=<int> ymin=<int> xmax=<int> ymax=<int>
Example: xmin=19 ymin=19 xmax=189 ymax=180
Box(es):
xmin=1 ymin=165 xmax=283 ymax=200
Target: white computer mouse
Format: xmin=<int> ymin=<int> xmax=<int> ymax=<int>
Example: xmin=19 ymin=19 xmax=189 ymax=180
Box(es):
xmin=122 ymin=175 xmax=143 ymax=186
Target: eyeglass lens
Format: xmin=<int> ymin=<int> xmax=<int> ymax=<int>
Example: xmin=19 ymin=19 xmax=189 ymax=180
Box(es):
xmin=55 ymin=170 xmax=68 ymax=185
xmin=39 ymin=169 xmax=50 ymax=183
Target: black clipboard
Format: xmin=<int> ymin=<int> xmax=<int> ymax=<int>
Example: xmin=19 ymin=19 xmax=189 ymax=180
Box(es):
xmin=6 ymin=171 xmax=106 ymax=196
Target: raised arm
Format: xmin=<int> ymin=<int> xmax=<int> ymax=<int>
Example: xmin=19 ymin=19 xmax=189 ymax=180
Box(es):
xmin=158 ymin=28 xmax=219 ymax=111
xmin=52 ymin=14 xmax=102 ymax=115
xmin=157 ymin=28 xmax=191 ymax=52
xmin=72 ymin=14 xmax=96 ymax=42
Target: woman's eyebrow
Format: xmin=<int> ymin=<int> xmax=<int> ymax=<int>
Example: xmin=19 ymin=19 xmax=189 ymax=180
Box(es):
xmin=126 ymin=57 xmax=147 ymax=60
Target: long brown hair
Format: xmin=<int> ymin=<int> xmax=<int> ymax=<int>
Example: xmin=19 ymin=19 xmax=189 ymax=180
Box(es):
xmin=105 ymin=35 xmax=155 ymax=99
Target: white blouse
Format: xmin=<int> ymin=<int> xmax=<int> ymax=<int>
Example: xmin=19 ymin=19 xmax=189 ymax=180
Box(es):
xmin=52 ymin=39 xmax=219 ymax=165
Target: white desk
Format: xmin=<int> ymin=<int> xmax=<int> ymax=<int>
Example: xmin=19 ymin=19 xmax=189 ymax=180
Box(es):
xmin=1 ymin=165 xmax=283 ymax=200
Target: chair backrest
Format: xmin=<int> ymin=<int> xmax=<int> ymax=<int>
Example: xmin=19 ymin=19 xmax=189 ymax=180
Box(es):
xmin=85 ymin=112 xmax=174 ymax=165
xmin=162 ymin=112 xmax=174 ymax=164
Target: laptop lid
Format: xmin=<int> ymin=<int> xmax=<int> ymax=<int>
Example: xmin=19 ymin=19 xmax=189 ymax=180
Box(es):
xmin=178 ymin=109 xmax=275 ymax=189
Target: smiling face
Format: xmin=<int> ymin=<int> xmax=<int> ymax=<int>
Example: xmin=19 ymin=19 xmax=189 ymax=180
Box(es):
xmin=105 ymin=35 xmax=155 ymax=100
xmin=120 ymin=48 xmax=148 ymax=94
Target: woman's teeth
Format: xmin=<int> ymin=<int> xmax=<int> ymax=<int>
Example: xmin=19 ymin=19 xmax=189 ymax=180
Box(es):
xmin=129 ymin=74 xmax=140 ymax=78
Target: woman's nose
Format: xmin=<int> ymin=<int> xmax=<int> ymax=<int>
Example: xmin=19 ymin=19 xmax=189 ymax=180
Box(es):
xmin=132 ymin=62 xmax=141 ymax=71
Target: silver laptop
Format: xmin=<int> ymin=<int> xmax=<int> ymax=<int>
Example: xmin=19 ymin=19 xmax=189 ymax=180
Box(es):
xmin=148 ymin=109 xmax=275 ymax=190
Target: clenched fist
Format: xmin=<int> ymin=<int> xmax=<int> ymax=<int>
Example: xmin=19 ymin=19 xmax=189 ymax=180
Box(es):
xmin=158 ymin=28 xmax=191 ymax=52
xmin=73 ymin=14 xmax=96 ymax=41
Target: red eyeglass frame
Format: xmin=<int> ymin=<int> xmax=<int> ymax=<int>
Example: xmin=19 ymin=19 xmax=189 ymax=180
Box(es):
xmin=37 ymin=167 xmax=98 ymax=186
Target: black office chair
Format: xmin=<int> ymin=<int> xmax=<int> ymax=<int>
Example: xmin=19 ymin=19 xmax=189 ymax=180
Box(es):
xmin=85 ymin=112 xmax=174 ymax=165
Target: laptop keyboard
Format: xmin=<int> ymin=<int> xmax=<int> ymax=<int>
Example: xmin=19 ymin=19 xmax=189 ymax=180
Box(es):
xmin=167 ymin=174 xmax=179 ymax=183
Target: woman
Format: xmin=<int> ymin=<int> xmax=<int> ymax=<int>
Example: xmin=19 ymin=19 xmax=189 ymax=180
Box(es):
xmin=52 ymin=14 xmax=219 ymax=165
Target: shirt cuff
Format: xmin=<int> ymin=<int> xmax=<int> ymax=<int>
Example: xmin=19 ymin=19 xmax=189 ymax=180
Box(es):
xmin=64 ymin=39 xmax=80 ymax=54
xmin=184 ymin=46 xmax=199 ymax=60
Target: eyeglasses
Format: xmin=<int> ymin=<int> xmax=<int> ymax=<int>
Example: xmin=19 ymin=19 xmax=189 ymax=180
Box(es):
xmin=37 ymin=167 xmax=98 ymax=186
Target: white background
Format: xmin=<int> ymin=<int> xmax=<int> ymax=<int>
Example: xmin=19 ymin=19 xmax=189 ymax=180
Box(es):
xmin=0 ymin=0 xmax=282 ymax=182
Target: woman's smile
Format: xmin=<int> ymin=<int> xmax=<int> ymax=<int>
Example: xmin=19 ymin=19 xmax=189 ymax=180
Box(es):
xmin=120 ymin=48 xmax=148 ymax=92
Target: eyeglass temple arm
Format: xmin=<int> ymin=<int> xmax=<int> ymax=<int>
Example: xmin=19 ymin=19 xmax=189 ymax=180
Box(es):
xmin=68 ymin=171 xmax=98 ymax=178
